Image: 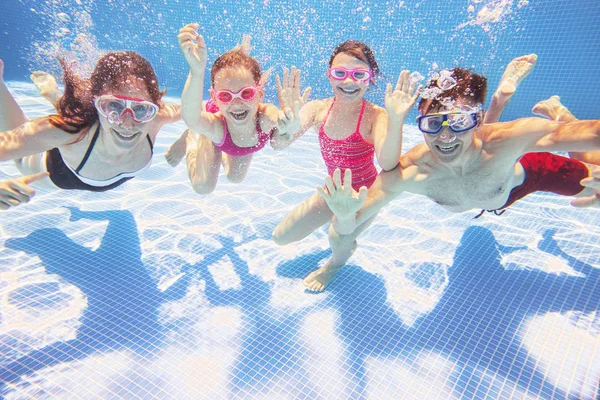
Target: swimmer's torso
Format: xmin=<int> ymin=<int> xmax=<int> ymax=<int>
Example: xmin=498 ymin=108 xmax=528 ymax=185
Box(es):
xmin=403 ymin=145 xmax=526 ymax=213
xmin=57 ymin=123 xmax=156 ymax=180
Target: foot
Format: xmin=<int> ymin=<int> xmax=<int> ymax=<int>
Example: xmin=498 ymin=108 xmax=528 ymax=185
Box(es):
xmin=30 ymin=71 xmax=59 ymax=103
xmin=303 ymin=261 xmax=345 ymax=292
xmin=494 ymin=54 xmax=537 ymax=101
xmin=165 ymin=130 xmax=191 ymax=167
xmin=532 ymin=95 xmax=575 ymax=122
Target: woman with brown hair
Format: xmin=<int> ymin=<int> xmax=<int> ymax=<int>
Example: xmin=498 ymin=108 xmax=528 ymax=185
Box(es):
xmin=0 ymin=52 xmax=181 ymax=209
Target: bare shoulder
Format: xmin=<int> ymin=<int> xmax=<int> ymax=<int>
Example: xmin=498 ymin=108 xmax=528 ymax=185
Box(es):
xmin=306 ymin=98 xmax=332 ymax=121
xmin=478 ymin=118 xmax=555 ymax=156
xmin=401 ymin=143 xmax=431 ymax=168
xmin=30 ymin=117 xmax=80 ymax=145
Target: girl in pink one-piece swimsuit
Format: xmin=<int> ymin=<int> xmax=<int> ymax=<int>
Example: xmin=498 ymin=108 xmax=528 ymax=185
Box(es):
xmin=271 ymin=40 xmax=422 ymax=292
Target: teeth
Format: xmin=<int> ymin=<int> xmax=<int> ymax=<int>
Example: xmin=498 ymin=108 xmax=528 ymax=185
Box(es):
xmin=339 ymin=87 xmax=359 ymax=94
xmin=230 ymin=110 xmax=249 ymax=120
xmin=112 ymin=129 xmax=139 ymax=141
xmin=437 ymin=144 xmax=459 ymax=153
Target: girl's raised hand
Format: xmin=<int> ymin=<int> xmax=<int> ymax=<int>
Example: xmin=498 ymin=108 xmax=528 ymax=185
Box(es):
xmin=276 ymin=66 xmax=311 ymax=111
xmin=385 ymin=70 xmax=422 ymax=120
xmin=317 ymin=168 xmax=368 ymax=220
xmin=178 ymin=23 xmax=207 ymax=73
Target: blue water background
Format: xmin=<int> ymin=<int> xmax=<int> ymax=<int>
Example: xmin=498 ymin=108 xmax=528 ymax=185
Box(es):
xmin=2 ymin=0 xmax=600 ymax=122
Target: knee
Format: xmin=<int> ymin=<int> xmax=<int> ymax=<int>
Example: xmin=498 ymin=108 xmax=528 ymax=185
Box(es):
xmin=226 ymin=175 xmax=245 ymax=184
xmin=272 ymin=226 xmax=291 ymax=246
xmin=191 ymin=180 xmax=217 ymax=195
xmin=328 ymin=230 xmax=356 ymax=250
xmin=225 ymin=170 xmax=247 ymax=184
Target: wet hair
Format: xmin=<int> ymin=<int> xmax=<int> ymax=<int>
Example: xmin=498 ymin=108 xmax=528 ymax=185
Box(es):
xmin=211 ymin=49 xmax=262 ymax=87
xmin=418 ymin=68 xmax=487 ymax=115
xmin=49 ymin=51 xmax=165 ymax=134
xmin=329 ymin=40 xmax=381 ymax=81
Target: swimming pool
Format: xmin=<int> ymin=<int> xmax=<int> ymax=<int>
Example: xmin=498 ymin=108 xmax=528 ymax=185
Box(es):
xmin=1 ymin=1 xmax=600 ymax=399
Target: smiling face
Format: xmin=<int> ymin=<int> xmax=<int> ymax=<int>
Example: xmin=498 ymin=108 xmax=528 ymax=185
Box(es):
xmin=96 ymin=76 xmax=156 ymax=149
xmin=210 ymin=66 xmax=263 ymax=126
xmin=328 ymin=53 xmax=371 ymax=102
xmin=421 ymin=105 xmax=484 ymax=164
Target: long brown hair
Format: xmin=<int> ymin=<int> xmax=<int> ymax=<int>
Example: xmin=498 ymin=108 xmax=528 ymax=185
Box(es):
xmin=329 ymin=40 xmax=381 ymax=82
xmin=49 ymin=51 xmax=165 ymax=133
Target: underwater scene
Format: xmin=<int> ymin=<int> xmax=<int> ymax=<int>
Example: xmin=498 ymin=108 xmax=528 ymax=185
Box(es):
xmin=1 ymin=0 xmax=599 ymax=399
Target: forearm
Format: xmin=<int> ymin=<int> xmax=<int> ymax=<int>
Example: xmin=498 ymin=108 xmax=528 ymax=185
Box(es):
xmin=181 ymin=71 xmax=209 ymax=133
xmin=0 ymin=82 xmax=29 ymax=132
xmin=484 ymin=92 xmax=508 ymax=124
xmin=376 ymin=116 xmax=404 ymax=171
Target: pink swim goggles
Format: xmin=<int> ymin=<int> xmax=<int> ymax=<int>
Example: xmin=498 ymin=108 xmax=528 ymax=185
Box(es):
xmin=328 ymin=67 xmax=372 ymax=83
xmin=94 ymin=95 xmax=159 ymax=124
xmin=213 ymin=86 xmax=262 ymax=104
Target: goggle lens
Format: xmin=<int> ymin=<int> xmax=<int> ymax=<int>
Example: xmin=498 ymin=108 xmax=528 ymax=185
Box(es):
xmin=217 ymin=92 xmax=234 ymax=103
xmin=240 ymin=87 xmax=256 ymax=100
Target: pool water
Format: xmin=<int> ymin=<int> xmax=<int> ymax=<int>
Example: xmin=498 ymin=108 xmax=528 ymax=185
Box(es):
xmin=1 ymin=0 xmax=600 ymax=399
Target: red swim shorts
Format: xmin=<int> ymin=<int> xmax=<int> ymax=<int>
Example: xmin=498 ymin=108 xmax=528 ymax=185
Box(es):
xmin=501 ymin=152 xmax=588 ymax=209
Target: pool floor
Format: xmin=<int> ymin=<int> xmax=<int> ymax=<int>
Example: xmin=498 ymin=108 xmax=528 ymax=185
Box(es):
xmin=1 ymin=83 xmax=599 ymax=399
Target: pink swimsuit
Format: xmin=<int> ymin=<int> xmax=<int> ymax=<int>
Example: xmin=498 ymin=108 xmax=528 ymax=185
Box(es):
xmin=319 ymin=98 xmax=378 ymax=190
xmin=206 ymin=99 xmax=271 ymax=157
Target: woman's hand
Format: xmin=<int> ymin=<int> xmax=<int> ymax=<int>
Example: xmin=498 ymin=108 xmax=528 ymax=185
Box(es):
xmin=0 ymin=172 xmax=49 ymax=210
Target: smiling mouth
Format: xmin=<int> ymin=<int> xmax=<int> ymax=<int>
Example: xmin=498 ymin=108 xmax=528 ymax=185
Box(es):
xmin=338 ymin=87 xmax=360 ymax=95
xmin=230 ymin=110 xmax=249 ymax=121
xmin=111 ymin=128 xmax=141 ymax=141
xmin=435 ymin=143 xmax=460 ymax=154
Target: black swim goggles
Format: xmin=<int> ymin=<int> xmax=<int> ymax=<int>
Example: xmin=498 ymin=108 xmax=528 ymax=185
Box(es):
xmin=417 ymin=112 xmax=479 ymax=134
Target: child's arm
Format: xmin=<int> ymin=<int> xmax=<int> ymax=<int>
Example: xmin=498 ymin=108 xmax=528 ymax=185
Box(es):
xmin=269 ymin=99 xmax=321 ymax=150
xmin=373 ymin=70 xmax=422 ymax=171
xmin=156 ymin=103 xmax=182 ymax=125
xmin=178 ymin=23 xmax=223 ymax=143
xmin=269 ymin=67 xmax=314 ymax=150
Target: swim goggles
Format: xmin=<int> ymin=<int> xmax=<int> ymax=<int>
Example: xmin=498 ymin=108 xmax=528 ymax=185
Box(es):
xmin=213 ymin=85 xmax=262 ymax=104
xmin=417 ymin=112 xmax=479 ymax=134
xmin=328 ymin=67 xmax=372 ymax=83
xmin=94 ymin=95 xmax=159 ymax=124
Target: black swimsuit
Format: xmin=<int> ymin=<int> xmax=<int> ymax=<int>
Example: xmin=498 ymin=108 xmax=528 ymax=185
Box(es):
xmin=45 ymin=125 xmax=154 ymax=192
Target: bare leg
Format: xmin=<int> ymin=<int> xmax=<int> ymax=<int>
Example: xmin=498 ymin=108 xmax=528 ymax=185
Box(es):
xmin=221 ymin=153 xmax=253 ymax=183
xmin=272 ymin=192 xmax=334 ymax=246
xmin=484 ymin=54 xmax=538 ymax=124
xmin=186 ymin=130 xmax=222 ymax=194
xmin=30 ymin=71 xmax=60 ymax=107
xmin=165 ymin=130 xmax=189 ymax=167
xmin=303 ymin=213 xmax=379 ymax=292
xmin=0 ymin=59 xmax=29 ymax=131
xmin=531 ymin=96 xmax=600 ymax=164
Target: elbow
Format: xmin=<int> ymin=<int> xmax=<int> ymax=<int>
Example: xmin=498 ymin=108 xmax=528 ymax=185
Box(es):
xmin=379 ymin=159 xmax=400 ymax=172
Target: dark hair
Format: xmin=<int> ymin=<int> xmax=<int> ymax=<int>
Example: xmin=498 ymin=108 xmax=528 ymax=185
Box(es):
xmin=211 ymin=49 xmax=262 ymax=86
xmin=50 ymin=51 xmax=165 ymax=133
xmin=418 ymin=68 xmax=487 ymax=115
xmin=329 ymin=40 xmax=381 ymax=81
